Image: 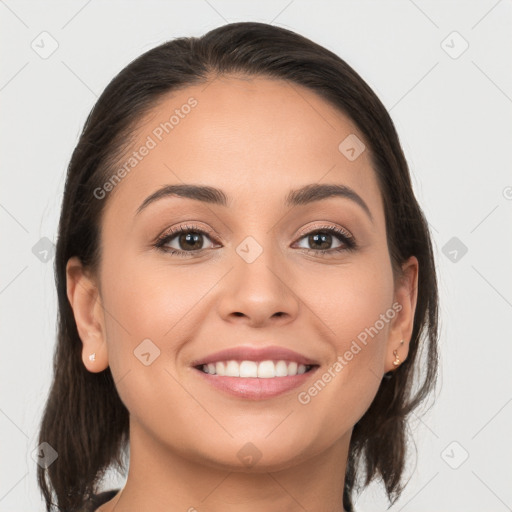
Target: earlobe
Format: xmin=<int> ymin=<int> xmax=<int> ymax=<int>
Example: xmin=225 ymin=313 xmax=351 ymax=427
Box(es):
xmin=391 ymin=339 xmax=405 ymax=367
xmin=81 ymin=331 xmax=109 ymax=373
xmin=66 ymin=256 xmax=109 ymax=373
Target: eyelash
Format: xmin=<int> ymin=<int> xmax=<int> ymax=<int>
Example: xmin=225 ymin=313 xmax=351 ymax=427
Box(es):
xmin=154 ymin=223 xmax=357 ymax=258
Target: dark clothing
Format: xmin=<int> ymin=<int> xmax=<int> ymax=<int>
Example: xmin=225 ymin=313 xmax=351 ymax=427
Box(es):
xmin=81 ymin=489 xmax=120 ymax=511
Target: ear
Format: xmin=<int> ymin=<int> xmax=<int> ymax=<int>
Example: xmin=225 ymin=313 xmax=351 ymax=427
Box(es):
xmin=66 ymin=256 xmax=109 ymax=373
xmin=384 ymin=255 xmax=419 ymax=373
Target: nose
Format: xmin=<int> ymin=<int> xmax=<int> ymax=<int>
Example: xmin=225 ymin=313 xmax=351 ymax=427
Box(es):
xmin=216 ymin=242 xmax=300 ymax=328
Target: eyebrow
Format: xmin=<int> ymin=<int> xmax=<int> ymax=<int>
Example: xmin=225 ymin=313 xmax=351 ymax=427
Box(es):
xmin=136 ymin=183 xmax=373 ymax=222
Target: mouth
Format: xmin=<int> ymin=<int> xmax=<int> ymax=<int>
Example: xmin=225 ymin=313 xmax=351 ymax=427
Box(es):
xmin=194 ymin=360 xmax=317 ymax=378
xmin=190 ymin=345 xmax=320 ymax=400
xmin=190 ymin=344 xmax=319 ymax=371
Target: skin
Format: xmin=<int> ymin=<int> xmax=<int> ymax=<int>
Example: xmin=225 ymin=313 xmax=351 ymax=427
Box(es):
xmin=66 ymin=75 xmax=418 ymax=512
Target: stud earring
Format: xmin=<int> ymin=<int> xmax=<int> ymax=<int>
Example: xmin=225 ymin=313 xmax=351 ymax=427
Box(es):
xmin=88 ymin=352 xmax=96 ymax=362
xmin=392 ymin=339 xmax=404 ymax=366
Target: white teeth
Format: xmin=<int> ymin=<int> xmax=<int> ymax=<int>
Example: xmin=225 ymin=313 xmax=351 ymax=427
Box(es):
xmin=200 ymin=359 xmax=312 ymax=377
xmin=216 ymin=361 xmax=226 ymax=376
xmin=258 ymin=360 xmax=275 ymax=378
xmin=275 ymin=360 xmax=288 ymax=377
xmin=225 ymin=360 xmax=239 ymax=377
xmin=239 ymin=361 xmax=258 ymax=378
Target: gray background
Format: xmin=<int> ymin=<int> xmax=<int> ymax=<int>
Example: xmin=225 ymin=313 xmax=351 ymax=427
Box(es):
xmin=1 ymin=1 xmax=511 ymax=510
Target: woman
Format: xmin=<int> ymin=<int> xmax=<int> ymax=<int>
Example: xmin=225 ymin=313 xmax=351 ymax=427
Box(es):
xmin=37 ymin=21 xmax=439 ymax=512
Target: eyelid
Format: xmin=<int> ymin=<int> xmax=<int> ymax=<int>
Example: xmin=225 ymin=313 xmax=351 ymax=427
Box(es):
xmin=156 ymin=222 xmax=353 ymax=243
xmin=155 ymin=222 xmax=218 ymax=243
xmin=295 ymin=222 xmax=354 ymax=240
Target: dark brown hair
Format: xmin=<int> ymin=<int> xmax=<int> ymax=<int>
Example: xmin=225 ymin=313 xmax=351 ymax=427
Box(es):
xmin=37 ymin=21 xmax=439 ymax=511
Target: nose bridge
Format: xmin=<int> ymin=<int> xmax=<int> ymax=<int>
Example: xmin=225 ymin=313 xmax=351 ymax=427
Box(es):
xmin=217 ymin=232 xmax=299 ymax=324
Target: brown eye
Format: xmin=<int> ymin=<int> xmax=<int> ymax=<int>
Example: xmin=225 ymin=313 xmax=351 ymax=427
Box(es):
xmin=155 ymin=224 xmax=218 ymax=256
xmin=174 ymin=232 xmax=205 ymax=251
xmin=305 ymin=232 xmax=336 ymax=250
xmin=295 ymin=226 xmax=355 ymax=253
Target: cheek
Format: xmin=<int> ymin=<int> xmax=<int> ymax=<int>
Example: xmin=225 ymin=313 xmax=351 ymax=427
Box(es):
xmin=304 ymin=257 xmax=394 ymax=353
xmin=293 ymin=256 xmax=394 ymax=421
xmin=98 ymin=255 xmax=214 ymax=423
xmin=99 ymin=253 xmax=234 ymax=395
xmin=102 ymin=255 xmax=214 ymax=339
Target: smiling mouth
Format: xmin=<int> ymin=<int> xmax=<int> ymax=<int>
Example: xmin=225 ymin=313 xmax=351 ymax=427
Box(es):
xmin=194 ymin=360 xmax=317 ymax=378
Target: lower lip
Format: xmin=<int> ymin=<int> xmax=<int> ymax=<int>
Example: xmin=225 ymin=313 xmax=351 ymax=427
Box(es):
xmin=193 ymin=366 xmax=319 ymax=400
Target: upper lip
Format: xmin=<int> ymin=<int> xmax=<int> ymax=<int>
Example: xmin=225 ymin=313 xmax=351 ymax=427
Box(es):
xmin=191 ymin=345 xmax=319 ymax=367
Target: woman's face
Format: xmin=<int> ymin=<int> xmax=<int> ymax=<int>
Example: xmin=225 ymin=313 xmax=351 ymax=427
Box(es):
xmin=69 ymin=76 xmax=417 ymax=471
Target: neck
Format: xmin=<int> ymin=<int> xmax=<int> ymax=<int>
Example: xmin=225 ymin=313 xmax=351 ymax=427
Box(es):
xmin=102 ymin=416 xmax=352 ymax=512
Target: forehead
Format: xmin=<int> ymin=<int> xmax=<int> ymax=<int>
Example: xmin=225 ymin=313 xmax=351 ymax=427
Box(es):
xmin=102 ymin=75 xmax=383 ymax=220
